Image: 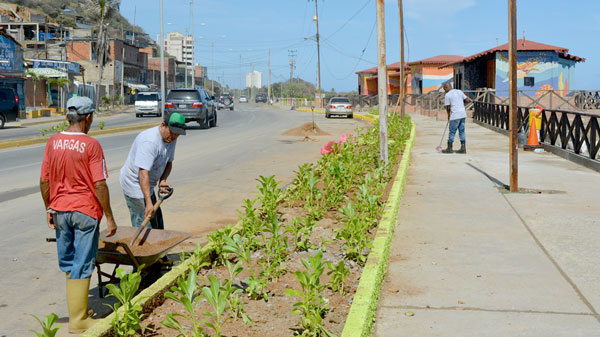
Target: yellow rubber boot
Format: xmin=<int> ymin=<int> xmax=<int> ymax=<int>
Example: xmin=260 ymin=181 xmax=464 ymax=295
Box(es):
xmin=66 ymin=278 xmax=96 ymax=333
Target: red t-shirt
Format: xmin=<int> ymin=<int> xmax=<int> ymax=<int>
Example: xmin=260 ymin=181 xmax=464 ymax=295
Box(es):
xmin=40 ymin=132 xmax=108 ymax=221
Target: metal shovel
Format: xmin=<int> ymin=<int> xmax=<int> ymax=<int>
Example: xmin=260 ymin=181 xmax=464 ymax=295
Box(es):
xmin=129 ymin=187 xmax=174 ymax=246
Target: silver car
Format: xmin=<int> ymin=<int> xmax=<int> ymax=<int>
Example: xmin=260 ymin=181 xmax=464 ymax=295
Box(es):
xmin=135 ymin=92 xmax=161 ymax=117
xmin=325 ymin=97 xmax=353 ymax=118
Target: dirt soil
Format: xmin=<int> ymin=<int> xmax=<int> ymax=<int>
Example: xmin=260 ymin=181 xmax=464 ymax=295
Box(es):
xmin=139 ymin=157 xmax=405 ymax=337
xmin=98 ymin=234 xmax=188 ymax=256
xmin=282 ymin=122 xmax=330 ymax=137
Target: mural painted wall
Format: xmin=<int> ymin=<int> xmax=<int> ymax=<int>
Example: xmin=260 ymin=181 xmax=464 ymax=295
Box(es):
xmin=495 ymin=51 xmax=576 ymax=96
xmin=410 ymin=64 xmax=453 ymax=94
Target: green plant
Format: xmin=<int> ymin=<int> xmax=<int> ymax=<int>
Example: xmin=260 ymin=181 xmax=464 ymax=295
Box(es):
xmin=286 ymin=216 xmax=315 ymax=252
xmin=207 ymin=225 xmax=233 ymax=266
xmin=29 ymin=313 xmax=61 ymax=337
xmin=326 ymin=261 xmax=350 ymax=295
xmin=260 ymin=215 xmax=288 ymax=280
xmin=223 ymin=234 xmax=268 ymax=301
xmin=237 ymin=198 xmax=261 ymax=249
xmin=98 ymin=120 xmax=105 ymax=130
xmin=105 ymin=266 xmax=145 ymax=336
xmin=335 ymin=202 xmax=370 ymax=264
xmin=256 ymin=175 xmax=282 ymax=220
xmin=39 ymin=121 xmax=70 ymax=136
xmin=285 ymin=251 xmax=333 ymax=337
xmin=162 ymin=267 xmax=206 ymax=337
xmin=224 ymin=260 xmax=252 ymax=324
xmin=202 ymin=275 xmax=229 ymax=337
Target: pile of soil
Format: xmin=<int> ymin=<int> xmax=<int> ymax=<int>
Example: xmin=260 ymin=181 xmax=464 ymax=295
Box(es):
xmin=282 ymin=122 xmax=330 ymax=137
xmin=98 ymin=235 xmax=187 ymax=256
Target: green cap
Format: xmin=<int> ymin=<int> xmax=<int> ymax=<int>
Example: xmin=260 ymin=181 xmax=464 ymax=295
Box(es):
xmin=167 ymin=112 xmax=186 ymax=135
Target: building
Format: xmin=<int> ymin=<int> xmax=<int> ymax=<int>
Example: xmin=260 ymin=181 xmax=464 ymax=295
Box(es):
xmin=356 ymin=55 xmax=462 ymax=96
xmin=165 ymin=32 xmax=193 ymax=64
xmin=67 ymin=38 xmax=148 ymax=99
xmin=407 ymin=55 xmax=463 ymax=94
xmin=0 ymin=30 xmax=25 ymax=112
xmin=246 ymin=70 xmax=262 ymax=89
xmin=443 ymin=39 xmax=585 ymax=96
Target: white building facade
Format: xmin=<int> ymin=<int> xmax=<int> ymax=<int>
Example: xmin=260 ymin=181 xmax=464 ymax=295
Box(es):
xmin=164 ymin=31 xmax=194 ymax=64
xmin=246 ymin=70 xmax=262 ymax=88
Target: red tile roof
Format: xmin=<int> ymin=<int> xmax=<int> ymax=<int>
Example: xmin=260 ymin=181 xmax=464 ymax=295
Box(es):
xmin=441 ymin=39 xmax=584 ymax=68
xmin=406 ymin=55 xmax=464 ymax=66
xmin=356 ymin=66 xmax=377 ymax=75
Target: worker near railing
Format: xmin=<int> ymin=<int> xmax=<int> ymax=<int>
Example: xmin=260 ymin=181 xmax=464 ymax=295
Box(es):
xmin=442 ymin=82 xmax=471 ymax=154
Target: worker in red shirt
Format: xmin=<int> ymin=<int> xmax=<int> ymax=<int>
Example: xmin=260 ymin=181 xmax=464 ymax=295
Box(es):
xmin=40 ymin=96 xmax=118 ymax=333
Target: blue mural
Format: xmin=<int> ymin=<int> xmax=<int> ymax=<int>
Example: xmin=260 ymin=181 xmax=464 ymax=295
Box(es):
xmin=495 ymin=51 xmax=576 ymax=96
xmin=0 ymin=34 xmax=23 ymax=73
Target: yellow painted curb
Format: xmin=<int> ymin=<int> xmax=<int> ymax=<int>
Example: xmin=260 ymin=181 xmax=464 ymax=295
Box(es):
xmin=0 ymin=122 xmax=158 ymax=150
xmin=340 ymin=120 xmax=416 ymax=337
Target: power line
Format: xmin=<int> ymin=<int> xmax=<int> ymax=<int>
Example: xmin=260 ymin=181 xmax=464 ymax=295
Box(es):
xmin=324 ymin=0 xmax=372 ymax=40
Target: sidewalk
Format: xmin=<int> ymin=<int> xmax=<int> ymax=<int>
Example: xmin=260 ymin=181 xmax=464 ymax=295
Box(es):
xmin=375 ymin=114 xmax=600 ymax=336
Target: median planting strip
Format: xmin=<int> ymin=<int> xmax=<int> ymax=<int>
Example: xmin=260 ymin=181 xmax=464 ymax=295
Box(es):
xmin=341 ymin=121 xmax=416 ymax=337
xmin=80 ymin=113 xmax=414 ymax=337
xmin=0 ymin=121 xmax=160 ymax=150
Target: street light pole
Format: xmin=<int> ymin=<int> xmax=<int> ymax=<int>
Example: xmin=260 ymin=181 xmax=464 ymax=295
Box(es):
xmin=160 ymin=0 xmax=165 ymax=116
xmin=376 ymin=0 xmax=389 ymax=164
xmin=314 ymin=0 xmax=322 ymax=108
xmin=190 ymin=0 xmax=195 ymax=88
xmin=508 ymin=0 xmax=518 ymax=191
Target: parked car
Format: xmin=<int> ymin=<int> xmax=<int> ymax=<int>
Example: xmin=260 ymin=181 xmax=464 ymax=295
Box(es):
xmin=217 ymin=92 xmax=234 ymax=111
xmin=0 ymin=87 xmax=19 ymax=129
xmin=239 ymin=95 xmax=248 ymax=103
xmin=165 ymin=88 xmax=217 ymax=129
xmin=325 ymin=97 xmax=353 ymax=118
xmin=255 ymin=93 xmax=268 ymax=103
xmin=135 ymin=91 xmax=161 ymax=117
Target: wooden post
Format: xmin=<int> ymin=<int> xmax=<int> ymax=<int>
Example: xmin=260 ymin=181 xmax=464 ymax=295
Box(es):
xmin=398 ymin=0 xmax=405 ymax=118
xmin=376 ymin=0 xmax=388 ymax=164
xmin=508 ymin=0 xmax=518 ymax=192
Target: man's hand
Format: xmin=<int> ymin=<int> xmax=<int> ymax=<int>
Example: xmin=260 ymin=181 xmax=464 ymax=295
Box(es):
xmin=145 ymin=202 xmax=155 ymax=221
xmin=46 ymin=213 xmax=55 ymax=230
xmin=105 ymin=218 xmax=117 ymax=237
xmin=159 ymin=180 xmax=172 ymax=194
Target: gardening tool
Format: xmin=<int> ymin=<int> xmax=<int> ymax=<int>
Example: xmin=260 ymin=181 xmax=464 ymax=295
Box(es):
xmin=129 ymin=186 xmax=174 ymax=246
xmin=436 ymin=121 xmax=450 ymax=152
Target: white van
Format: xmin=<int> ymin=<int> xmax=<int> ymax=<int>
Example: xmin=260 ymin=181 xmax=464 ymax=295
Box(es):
xmin=135 ymin=92 xmax=161 ymax=117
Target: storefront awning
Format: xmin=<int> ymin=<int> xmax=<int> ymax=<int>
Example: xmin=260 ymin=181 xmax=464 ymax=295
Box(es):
xmin=125 ymin=83 xmax=149 ymax=91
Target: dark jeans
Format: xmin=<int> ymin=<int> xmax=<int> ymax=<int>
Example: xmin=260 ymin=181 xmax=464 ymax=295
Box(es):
xmin=124 ymin=192 xmax=164 ymax=229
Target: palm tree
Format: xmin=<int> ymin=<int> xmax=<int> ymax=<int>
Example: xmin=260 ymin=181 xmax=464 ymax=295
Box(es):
xmin=87 ymin=0 xmax=118 ymax=109
xmin=26 ymin=70 xmax=44 ymax=109
xmin=47 ymin=77 xmax=70 ymax=111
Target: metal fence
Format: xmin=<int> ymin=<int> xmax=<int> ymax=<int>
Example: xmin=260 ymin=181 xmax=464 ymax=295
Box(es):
xmin=474 ymin=101 xmax=600 ymax=161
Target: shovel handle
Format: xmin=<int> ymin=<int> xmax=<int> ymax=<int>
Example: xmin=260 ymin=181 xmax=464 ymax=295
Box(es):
xmin=129 ymin=193 xmax=168 ymax=246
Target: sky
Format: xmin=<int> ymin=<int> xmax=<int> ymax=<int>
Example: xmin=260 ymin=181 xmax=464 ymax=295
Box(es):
xmin=118 ymin=0 xmax=600 ymax=92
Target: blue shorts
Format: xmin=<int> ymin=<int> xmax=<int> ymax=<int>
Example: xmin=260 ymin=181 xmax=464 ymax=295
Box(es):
xmin=54 ymin=211 xmax=99 ymax=279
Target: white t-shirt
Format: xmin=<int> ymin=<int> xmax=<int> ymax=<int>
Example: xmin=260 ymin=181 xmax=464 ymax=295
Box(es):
xmin=444 ymin=89 xmax=468 ymax=120
xmin=120 ymin=126 xmax=176 ymax=199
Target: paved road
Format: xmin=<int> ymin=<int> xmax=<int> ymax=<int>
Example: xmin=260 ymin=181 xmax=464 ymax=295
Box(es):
xmin=0 ymin=109 xmax=158 ymax=141
xmin=0 ymin=103 xmax=368 ymax=335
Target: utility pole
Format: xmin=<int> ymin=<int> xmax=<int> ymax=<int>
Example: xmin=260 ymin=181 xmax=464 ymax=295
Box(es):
xmin=268 ymin=48 xmax=271 ymax=102
xmin=288 ymin=49 xmax=297 ymax=83
xmin=239 ymin=53 xmax=242 ymax=98
xmin=190 ymin=0 xmax=195 ymax=87
xmin=508 ymin=0 xmax=518 ymax=191
xmin=376 ymin=0 xmax=389 ymax=164
xmin=312 ymin=0 xmax=322 ymax=108
xmin=398 ymin=0 xmax=405 ymax=118
xmin=120 ymin=46 xmax=125 ymax=102
xmin=132 ymin=5 xmax=136 ymax=43
xmin=159 ymin=0 xmax=165 ymax=116
xmin=211 ymin=42 xmax=214 ymax=94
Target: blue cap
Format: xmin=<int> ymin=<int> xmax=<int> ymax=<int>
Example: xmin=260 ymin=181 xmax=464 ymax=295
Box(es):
xmin=66 ymin=96 xmax=95 ymax=115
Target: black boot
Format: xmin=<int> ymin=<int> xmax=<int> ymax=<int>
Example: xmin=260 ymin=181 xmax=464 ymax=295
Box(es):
xmin=442 ymin=142 xmax=453 ymax=153
xmin=456 ymin=141 xmax=466 ymax=154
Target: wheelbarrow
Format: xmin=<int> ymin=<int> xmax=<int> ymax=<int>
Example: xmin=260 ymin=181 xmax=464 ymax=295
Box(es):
xmin=95 ymin=226 xmax=190 ymax=297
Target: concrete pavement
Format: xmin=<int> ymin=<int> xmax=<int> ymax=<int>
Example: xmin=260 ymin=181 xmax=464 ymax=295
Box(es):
xmin=375 ymin=113 xmax=600 ymax=336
